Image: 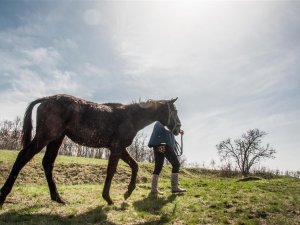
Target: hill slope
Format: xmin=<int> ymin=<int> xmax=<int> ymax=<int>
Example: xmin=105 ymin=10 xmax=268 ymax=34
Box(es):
xmin=0 ymin=150 xmax=299 ymax=225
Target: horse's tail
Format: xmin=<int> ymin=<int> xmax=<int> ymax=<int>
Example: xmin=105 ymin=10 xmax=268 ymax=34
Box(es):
xmin=22 ymin=97 xmax=47 ymax=148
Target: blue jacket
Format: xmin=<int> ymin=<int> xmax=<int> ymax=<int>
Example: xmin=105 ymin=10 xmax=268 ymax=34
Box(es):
xmin=148 ymin=122 xmax=175 ymax=149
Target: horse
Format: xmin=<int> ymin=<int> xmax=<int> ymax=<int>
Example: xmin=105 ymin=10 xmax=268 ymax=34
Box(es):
xmin=0 ymin=94 xmax=181 ymax=206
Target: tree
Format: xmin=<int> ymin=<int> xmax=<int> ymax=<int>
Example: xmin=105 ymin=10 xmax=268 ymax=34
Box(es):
xmin=0 ymin=117 xmax=22 ymax=150
xmin=216 ymin=129 xmax=276 ymax=176
xmin=127 ymin=132 xmax=153 ymax=162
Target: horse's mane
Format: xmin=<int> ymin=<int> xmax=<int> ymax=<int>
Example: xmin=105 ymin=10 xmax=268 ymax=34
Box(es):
xmin=103 ymin=102 xmax=124 ymax=107
xmin=102 ymin=99 xmax=168 ymax=111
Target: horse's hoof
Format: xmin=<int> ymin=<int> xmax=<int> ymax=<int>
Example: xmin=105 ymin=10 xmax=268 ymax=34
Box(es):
xmin=57 ymin=199 xmax=66 ymax=205
xmin=104 ymin=197 xmax=113 ymax=205
xmin=0 ymin=197 xmax=5 ymax=208
xmin=107 ymin=200 xmax=114 ymax=205
xmin=52 ymin=196 xmax=66 ymax=205
xmin=102 ymin=193 xmax=114 ymax=205
xmin=124 ymin=191 xmax=131 ymax=200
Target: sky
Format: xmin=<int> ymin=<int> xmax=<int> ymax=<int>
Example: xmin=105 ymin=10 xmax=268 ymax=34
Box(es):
xmin=0 ymin=0 xmax=299 ymax=171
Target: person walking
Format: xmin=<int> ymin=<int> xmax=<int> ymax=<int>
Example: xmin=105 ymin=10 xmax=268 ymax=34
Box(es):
xmin=148 ymin=121 xmax=186 ymax=194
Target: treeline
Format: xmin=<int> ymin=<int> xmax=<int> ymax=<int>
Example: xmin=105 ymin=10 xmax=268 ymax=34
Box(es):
xmin=188 ymin=160 xmax=300 ymax=179
xmin=0 ymin=117 xmax=155 ymax=163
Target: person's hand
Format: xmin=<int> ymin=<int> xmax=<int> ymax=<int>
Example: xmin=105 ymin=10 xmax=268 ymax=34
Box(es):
xmin=179 ymin=129 xmax=184 ymax=135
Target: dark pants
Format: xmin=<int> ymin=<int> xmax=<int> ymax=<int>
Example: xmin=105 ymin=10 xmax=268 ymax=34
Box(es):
xmin=153 ymin=145 xmax=180 ymax=175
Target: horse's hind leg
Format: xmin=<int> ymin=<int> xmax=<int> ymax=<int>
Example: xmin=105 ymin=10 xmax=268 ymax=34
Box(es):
xmin=102 ymin=151 xmax=121 ymax=205
xmin=0 ymin=138 xmax=46 ymax=206
xmin=121 ymin=150 xmax=139 ymax=200
xmin=42 ymin=135 xmax=65 ymax=204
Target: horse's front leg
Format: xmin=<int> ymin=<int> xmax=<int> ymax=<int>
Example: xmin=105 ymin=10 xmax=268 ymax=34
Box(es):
xmin=102 ymin=152 xmax=121 ymax=205
xmin=121 ymin=150 xmax=139 ymax=200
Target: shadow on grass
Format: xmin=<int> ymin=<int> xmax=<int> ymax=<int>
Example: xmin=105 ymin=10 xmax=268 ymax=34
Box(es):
xmin=133 ymin=193 xmax=177 ymax=214
xmin=0 ymin=205 xmax=116 ymax=225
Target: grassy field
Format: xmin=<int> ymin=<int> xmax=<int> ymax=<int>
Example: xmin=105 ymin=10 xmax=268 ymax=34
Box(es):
xmin=0 ymin=149 xmax=299 ymax=225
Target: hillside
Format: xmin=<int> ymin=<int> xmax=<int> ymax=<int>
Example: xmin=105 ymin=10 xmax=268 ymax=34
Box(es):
xmin=0 ymin=149 xmax=299 ymax=225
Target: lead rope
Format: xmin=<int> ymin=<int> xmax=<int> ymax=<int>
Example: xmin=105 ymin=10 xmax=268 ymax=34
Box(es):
xmin=175 ymin=133 xmax=183 ymax=156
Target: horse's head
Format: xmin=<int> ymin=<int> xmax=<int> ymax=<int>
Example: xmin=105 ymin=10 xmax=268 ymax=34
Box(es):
xmin=163 ymin=97 xmax=181 ymax=135
xmin=139 ymin=98 xmax=182 ymax=135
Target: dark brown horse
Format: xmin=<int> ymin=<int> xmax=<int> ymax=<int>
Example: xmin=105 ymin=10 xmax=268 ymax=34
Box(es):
xmin=0 ymin=94 xmax=181 ymax=206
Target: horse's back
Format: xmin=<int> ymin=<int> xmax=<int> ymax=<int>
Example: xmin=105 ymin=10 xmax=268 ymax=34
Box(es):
xmin=34 ymin=94 xmax=124 ymax=147
xmin=64 ymin=95 xmax=128 ymax=147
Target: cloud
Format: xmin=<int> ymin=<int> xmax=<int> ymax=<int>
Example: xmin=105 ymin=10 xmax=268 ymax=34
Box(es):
xmin=0 ymin=22 xmax=79 ymax=117
xmin=109 ymin=2 xmax=289 ymax=100
xmin=22 ymin=47 xmax=61 ymax=65
xmin=0 ymin=1 xmax=299 ymax=170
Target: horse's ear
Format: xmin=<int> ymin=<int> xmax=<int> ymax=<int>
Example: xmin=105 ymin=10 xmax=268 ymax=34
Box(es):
xmin=170 ymin=97 xmax=178 ymax=103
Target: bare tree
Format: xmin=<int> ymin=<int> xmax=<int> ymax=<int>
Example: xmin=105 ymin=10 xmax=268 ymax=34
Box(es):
xmin=11 ymin=117 xmax=22 ymax=149
xmin=210 ymin=159 xmax=216 ymax=170
xmin=0 ymin=117 xmax=22 ymax=150
xmin=178 ymin=155 xmax=187 ymax=167
xmin=127 ymin=132 xmax=153 ymax=162
xmin=216 ymin=129 xmax=276 ymax=176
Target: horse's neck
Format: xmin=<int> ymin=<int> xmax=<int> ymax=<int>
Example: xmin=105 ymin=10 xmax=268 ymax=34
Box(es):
xmin=128 ymin=105 xmax=160 ymax=130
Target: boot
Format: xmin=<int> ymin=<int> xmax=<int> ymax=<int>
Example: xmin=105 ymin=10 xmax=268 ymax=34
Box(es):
xmin=151 ymin=174 xmax=164 ymax=195
xmin=171 ymin=173 xmax=186 ymax=193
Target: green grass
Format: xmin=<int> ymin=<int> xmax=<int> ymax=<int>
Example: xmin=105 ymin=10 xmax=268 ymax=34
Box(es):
xmin=1 ymin=149 xmax=300 ymax=225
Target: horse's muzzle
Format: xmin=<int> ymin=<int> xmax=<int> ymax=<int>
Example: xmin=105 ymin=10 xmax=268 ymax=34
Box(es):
xmin=172 ymin=126 xmax=181 ymax=136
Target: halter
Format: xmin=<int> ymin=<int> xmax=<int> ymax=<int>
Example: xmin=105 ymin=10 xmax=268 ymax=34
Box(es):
xmin=167 ymin=102 xmax=181 ymax=134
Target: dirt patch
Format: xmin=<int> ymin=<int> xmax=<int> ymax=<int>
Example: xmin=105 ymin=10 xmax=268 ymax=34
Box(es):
xmin=237 ymin=176 xmax=262 ymax=182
